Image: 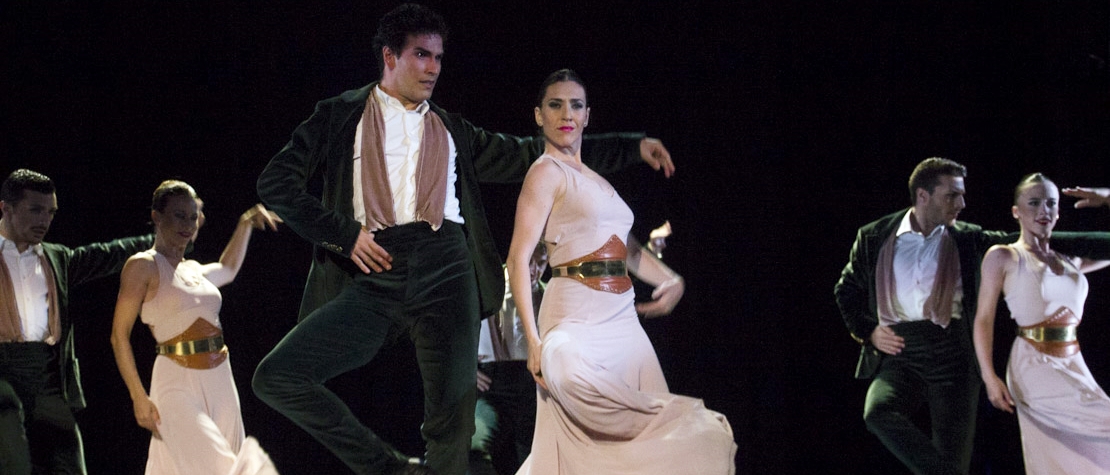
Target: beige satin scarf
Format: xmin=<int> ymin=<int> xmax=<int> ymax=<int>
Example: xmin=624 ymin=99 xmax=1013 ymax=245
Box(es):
xmin=0 ymin=252 xmax=61 ymax=344
xmin=359 ymin=94 xmax=450 ymax=231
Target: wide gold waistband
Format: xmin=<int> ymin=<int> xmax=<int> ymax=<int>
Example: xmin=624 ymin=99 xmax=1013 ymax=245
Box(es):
xmin=1017 ymin=325 xmax=1077 ymax=343
xmin=156 ymin=335 xmax=225 ymax=356
xmin=551 ymin=260 xmax=627 ymax=279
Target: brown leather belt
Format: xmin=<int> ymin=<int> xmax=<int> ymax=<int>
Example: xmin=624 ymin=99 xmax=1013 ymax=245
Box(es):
xmin=551 ymin=235 xmax=632 ymax=294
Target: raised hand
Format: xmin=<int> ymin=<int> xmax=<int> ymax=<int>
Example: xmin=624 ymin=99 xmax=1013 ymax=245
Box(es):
xmin=639 ymin=138 xmax=675 ymax=178
xmin=1062 ymin=187 xmax=1110 ymax=209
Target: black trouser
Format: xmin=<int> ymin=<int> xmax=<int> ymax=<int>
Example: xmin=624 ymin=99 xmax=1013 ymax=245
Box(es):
xmin=253 ymin=222 xmax=479 ymax=475
xmin=863 ymin=319 xmax=979 ymax=475
xmin=470 ymin=360 xmax=537 ymax=475
xmin=0 ymin=342 xmax=85 ymax=475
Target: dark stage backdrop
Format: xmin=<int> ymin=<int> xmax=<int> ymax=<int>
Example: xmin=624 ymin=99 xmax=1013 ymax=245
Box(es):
xmin=4 ymin=1 xmax=1109 ymax=474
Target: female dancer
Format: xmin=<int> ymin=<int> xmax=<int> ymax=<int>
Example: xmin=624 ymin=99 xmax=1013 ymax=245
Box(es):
xmin=111 ymin=180 xmax=281 ymax=474
xmin=973 ymin=174 xmax=1110 ymax=473
xmin=507 ymin=69 xmax=736 ymax=474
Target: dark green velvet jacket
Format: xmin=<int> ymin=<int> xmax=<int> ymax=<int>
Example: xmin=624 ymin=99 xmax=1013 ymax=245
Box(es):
xmin=40 ymin=235 xmax=153 ymax=411
xmin=834 ymin=208 xmax=1110 ymax=379
xmin=257 ymin=83 xmax=645 ymax=319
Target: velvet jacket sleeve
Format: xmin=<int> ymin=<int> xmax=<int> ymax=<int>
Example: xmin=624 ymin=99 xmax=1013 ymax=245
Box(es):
xmin=580 ymin=132 xmax=649 ymax=175
xmin=257 ymin=94 xmax=364 ymax=258
xmin=63 ymin=234 xmax=155 ymax=287
xmin=1052 ymin=232 xmax=1110 ymax=259
xmin=447 ymin=111 xmax=645 ymax=184
xmin=834 ymin=225 xmax=880 ymax=345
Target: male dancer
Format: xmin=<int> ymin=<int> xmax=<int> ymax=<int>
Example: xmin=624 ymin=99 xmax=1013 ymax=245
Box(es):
xmin=1 ymin=169 xmax=152 ymax=474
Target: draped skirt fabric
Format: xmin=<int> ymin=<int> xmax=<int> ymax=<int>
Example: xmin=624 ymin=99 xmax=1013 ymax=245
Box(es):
xmin=1008 ymin=338 xmax=1110 ymax=474
xmin=515 ymin=280 xmax=736 ymax=475
xmin=146 ymin=355 xmax=277 ymax=475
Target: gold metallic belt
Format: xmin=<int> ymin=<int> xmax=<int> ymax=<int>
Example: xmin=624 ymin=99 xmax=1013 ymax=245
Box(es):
xmin=156 ymin=335 xmax=225 ymax=356
xmin=1017 ymin=326 xmax=1077 ymax=343
xmin=551 ymin=260 xmax=626 ymax=279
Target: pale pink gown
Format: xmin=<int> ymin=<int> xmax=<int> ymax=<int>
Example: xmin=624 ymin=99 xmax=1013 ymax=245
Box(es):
xmin=515 ymin=156 xmax=736 ymax=475
xmin=139 ymin=250 xmax=278 ymax=475
xmin=1002 ymin=245 xmax=1110 ymax=474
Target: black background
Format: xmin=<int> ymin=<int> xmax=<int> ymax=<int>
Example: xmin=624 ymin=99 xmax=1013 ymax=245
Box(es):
xmin=4 ymin=1 xmax=1109 ymax=473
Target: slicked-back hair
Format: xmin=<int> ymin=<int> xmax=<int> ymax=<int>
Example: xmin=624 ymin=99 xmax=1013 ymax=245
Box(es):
xmin=907 ymin=157 xmax=967 ymax=204
xmin=1 ymin=169 xmax=55 ymax=204
xmin=1013 ymin=172 xmax=1055 ymax=204
xmin=151 ymin=180 xmax=197 ymax=213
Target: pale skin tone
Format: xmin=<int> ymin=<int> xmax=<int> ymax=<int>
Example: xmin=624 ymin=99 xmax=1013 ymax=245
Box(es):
xmin=973 ymin=183 xmax=1110 ymax=413
xmin=869 ymin=174 xmax=967 ymax=355
xmin=110 ymin=194 xmax=280 ymax=437
xmin=348 ymin=34 xmax=677 ymax=275
xmin=507 ymin=80 xmax=684 ymax=390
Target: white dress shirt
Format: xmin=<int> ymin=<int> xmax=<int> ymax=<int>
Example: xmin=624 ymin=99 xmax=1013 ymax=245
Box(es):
xmin=0 ymin=236 xmax=51 ymax=341
xmin=891 ymin=210 xmax=963 ymax=323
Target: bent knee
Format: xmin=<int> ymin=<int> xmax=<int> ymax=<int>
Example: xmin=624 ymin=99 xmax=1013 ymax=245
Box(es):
xmin=251 ymin=357 xmax=291 ymax=400
xmin=862 ymin=404 xmax=903 ymax=435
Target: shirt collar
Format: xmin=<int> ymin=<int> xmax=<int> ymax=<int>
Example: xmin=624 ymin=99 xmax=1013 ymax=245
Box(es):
xmin=896 ymin=209 xmax=945 ymax=238
xmin=373 ymin=85 xmax=430 ymax=116
xmin=0 ymin=235 xmax=44 ymax=257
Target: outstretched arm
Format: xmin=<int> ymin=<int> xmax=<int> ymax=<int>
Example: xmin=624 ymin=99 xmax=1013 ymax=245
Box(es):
xmin=110 ymin=255 xmax=162 ymax=438
xmin=66 ymin=235 xmax=156 ymax=287
xmin=200 ymin=204 xmax=281 ymax=287
xmin=466 ymin=123 xmax=654 ymax=183
xmin=973 ymin=245 xmax=1016 ymax=414
xmin=578 ymin=134 xmax=673 ymax=177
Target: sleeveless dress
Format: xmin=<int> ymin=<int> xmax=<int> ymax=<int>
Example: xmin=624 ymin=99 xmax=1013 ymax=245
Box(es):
xmin=1002 ymin=245 xmax=1110 ymax=474
xmin=139 ymin=250 xmax=278 ymax=475
xmin=515 ymin=156 xmax=736 ymax=475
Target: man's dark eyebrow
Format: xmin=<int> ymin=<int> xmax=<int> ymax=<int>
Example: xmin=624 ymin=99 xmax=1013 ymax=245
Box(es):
xmin=412 ymin=47 xmax=441 ymax=58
